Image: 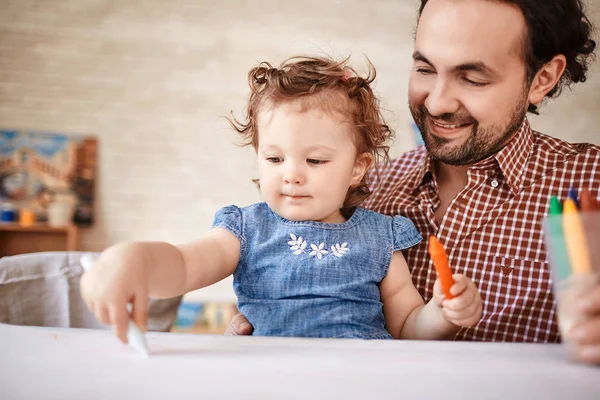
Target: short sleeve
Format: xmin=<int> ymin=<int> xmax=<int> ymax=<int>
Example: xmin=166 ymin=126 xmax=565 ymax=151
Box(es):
xmin=391 ymin=215 xmax=422 ymax=251
xmin=212 ymin=205 xmax=243 ymax=242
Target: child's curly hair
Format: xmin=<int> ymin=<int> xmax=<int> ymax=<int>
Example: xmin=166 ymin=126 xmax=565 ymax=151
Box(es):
xmin=229 ymin=55 xmax=393 ymax=218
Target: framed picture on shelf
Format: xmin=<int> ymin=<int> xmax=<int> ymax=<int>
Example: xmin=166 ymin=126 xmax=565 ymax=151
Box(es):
xmin=0 ymin=129 xmax=98 ymax=226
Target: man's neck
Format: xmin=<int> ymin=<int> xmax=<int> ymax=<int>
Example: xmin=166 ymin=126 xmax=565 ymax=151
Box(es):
xmin=433 ymin=161 xmax=469 ymax=224
xmin=435 ymin=162 xmax=469 ymax=188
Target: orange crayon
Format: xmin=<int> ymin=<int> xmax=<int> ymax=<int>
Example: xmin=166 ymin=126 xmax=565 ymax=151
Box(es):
xmin=563 ymin=198 xmax=592 ymax=274
xmin=580 ymin=189 xmax=598 ymax=211
xmin=428 ymin=236 xmax=455 ymax=299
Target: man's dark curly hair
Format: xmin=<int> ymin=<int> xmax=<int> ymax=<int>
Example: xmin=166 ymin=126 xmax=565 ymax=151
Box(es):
xmin=418 ymin=0 xmax=597 ymax=114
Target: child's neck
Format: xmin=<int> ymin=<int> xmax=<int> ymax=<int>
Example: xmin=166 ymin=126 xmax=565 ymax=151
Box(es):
xmin=317 ymin=209 xmax=348 ymax=224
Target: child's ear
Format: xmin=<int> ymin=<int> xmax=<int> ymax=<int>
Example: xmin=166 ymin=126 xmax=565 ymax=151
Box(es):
xmin=351 ymin=153 xmax=373 ymax=186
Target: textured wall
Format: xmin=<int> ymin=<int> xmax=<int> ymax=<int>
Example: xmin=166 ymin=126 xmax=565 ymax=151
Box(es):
xmin=1 ymin=0 xmax=598 ymax=300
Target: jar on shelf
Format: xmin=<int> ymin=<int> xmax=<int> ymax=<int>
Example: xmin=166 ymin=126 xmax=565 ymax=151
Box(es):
xmin=18 ymin=208 xmax=36 ymax=227
xmin=46 ymin=190 xmax=76 ymax=227
xmin=0 ymin=202 xmax=17 ymax=223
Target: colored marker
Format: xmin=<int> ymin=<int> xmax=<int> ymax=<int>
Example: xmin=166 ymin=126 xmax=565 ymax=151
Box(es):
xmin=562 ymin=199 xmax=591 ymax=274
xmin=546 ymin=196 xmax=571 ymax=281
xmin=568 ymin=187 xmax=580 ymax=209
xmin=549 ymin=196 xmax=562 ymax=215
xmin=580 ymin=189 xmax=598 ymax=211
xmin=428 ymin=236 xmax=455 ymax=299
xmin=80 ymin=253 xmax=151 ymax=357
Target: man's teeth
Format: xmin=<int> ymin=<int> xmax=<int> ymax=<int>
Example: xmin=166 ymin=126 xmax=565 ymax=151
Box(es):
xmin=433 ymin=120 xmax=464 ymax=129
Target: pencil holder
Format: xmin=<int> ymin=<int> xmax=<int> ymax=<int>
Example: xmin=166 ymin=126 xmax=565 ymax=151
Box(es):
xmin=543 ymin=211 xmax=600 ymax=355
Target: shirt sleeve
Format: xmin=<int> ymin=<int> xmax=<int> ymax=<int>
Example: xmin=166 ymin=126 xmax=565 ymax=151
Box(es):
xmin=391 ymin=215 xmax=422 ymax=251
xmin=212 ymin=205 xmax=243 ymax=242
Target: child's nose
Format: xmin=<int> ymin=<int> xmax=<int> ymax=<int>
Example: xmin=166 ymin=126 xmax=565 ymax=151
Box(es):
xmin=283 ymin=167 xmax=305 ymax=185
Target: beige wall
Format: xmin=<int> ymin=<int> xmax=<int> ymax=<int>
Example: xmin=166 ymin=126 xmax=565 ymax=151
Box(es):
xmin=1 ymin=0 xmax=599 ymax=299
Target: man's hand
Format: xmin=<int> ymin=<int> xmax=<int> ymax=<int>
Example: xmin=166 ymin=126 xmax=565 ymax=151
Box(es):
xmin=224 ymin=313 xmax=254 ymax=335
xmin=569 ymin=283 xmax=600 ymax=365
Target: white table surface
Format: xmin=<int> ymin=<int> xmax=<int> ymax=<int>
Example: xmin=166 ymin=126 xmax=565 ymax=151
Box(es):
xmin=0 ymin=324 xmax=598 ymax=400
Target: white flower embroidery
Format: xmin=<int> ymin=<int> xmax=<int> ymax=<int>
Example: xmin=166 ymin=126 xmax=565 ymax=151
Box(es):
xmin=330 ymin=243 xmax=349 ymax=257
xmin=309 ymin=243 xmax=329 ymax=259
xmin=288 ymin=234 xmax=349 ymax=260
xmin=288 ymin=234 xmax=307 ymax=255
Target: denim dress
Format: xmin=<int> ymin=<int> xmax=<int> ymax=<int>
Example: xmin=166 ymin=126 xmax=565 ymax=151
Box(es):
xmin=212 ymin=202 xmax=422 ymax=339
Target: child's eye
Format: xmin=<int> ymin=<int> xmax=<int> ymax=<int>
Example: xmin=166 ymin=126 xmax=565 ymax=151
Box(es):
xmin=307 ymin=159 xmax=328 ymax=165
xmin=266 ymin=157 xmax=283 ymax=164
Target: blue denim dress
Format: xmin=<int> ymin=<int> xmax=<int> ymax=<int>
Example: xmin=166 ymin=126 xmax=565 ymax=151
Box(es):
xmin=212 ymin=202 xmax=422 ymax=339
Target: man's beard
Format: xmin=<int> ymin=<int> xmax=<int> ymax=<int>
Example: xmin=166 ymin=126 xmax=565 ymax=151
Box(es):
xmin=409 ymin=94 xmax=528 ymax=166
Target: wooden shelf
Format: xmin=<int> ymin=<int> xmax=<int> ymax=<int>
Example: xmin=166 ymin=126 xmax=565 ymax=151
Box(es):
xmin=0 ymin=223 xmax=76 ymax=233
xmin=0 ymin=223 xmax=80 ymax=257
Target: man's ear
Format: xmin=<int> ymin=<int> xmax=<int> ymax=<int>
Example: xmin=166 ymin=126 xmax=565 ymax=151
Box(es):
xmin=351 ymin=153 xmax=374 ymax=186
xmin=528 ymin=54 xmax=567 ymax=106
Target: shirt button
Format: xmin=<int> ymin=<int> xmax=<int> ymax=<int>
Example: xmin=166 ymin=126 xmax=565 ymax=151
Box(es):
xmin=491 ymin=179 xmax=499 ymax=188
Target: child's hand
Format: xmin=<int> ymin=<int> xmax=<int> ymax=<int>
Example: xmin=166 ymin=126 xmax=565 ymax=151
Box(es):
xmin=80 ymin=243 xmax=149 ymax=343
xmin=433 ymin=274 xmax=482 ymax=327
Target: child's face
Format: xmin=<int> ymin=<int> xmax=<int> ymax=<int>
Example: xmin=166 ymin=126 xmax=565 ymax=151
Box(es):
xmin=256 ymin=101 xmax=369 ymax=223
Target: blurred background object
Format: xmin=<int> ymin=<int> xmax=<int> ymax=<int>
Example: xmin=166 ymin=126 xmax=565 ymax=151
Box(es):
xmin=0 ymin=251 xmax=182 ymax=332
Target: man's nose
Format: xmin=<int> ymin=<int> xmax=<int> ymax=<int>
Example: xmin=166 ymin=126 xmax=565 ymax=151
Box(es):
xmin=424 ymin=79 xmax=460 ymax=117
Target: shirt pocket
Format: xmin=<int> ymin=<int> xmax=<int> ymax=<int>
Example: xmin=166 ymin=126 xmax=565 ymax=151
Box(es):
xmin=481 ymin=255 xmax=554 ymax=311
xmin=480 ymin=256 xmax=552 ymax=305
xmin=454 ymin=255 xmax=560 ymax=342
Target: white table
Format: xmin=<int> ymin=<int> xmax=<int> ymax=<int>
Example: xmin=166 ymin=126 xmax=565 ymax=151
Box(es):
xmin=0 ymin=324 xmax=598 ymax=400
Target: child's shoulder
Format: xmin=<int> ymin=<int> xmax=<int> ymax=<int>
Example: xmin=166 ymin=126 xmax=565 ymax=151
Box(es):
xmin=356 ymin=207 xmax=393 ymax=223
xmin=357 ymin=207 xmax=419 ymax=235
xmin=217 ymin=202 xmax=269 ymax=215
xmin=213 ymin=202 xmax=274 ymax=237
xmin=214 ymin=202 xmax=275 ymax=227
xmin=354 ymin=207 xmax=422 ymax=250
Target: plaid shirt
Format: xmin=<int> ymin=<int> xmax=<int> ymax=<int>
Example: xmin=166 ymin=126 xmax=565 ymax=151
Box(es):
xmin=365 ymin=119 xmax=600 ymax=342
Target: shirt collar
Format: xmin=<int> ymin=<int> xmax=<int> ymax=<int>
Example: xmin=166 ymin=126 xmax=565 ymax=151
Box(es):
xmin=407 ymin=149 xmax=435 ymax=193
xmin=492 ymin=118 xmax=533 ymax=194
xmin=409 ymin=118 xmax=533 ymax=195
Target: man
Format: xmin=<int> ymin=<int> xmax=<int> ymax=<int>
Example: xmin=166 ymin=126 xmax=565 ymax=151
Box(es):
xmin=227 ymin=0 xmax=600 ymax=364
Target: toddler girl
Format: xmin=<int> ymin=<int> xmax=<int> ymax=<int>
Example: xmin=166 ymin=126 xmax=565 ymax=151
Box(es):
xmin=81 ymin=56 xmax=482 ymax=341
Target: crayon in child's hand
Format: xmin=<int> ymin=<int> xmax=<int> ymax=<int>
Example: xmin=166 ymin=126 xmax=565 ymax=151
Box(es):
xmin=428 ymin=235 xmax=455 ymax=299
xmin=80 ymin=253 xmax=151 ymax=357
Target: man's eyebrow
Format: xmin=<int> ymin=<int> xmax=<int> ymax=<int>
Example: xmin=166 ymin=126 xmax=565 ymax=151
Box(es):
xmin=412 ymin=51 xmax=433 ymax=65
xmin=455 ymin=62 xmax=499 ymax=78
xmin=413 ymin=51 xmax=499 ymax=78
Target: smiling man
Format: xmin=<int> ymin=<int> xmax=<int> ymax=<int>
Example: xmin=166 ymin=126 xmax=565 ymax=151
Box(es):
xmin=227 ymin=0 xmax=600 ymax=364
xmin=371 ymin=0 xmax=599 ymax=360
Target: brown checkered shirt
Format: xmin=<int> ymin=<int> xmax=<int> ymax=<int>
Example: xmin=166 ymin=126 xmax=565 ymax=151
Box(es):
xmin=365 ymin=119 xmax=600 ymax=342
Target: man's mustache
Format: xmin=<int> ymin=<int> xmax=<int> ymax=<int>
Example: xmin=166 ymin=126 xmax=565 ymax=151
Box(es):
xmin=416 ymin=105 xmax=477 ymax=126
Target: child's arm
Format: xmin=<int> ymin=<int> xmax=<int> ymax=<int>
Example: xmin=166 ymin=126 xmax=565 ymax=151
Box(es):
xmin=380 ymin=251 xmax=482 ymax=340
xmin=80 ymin=227 xmax=239 ymax=342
